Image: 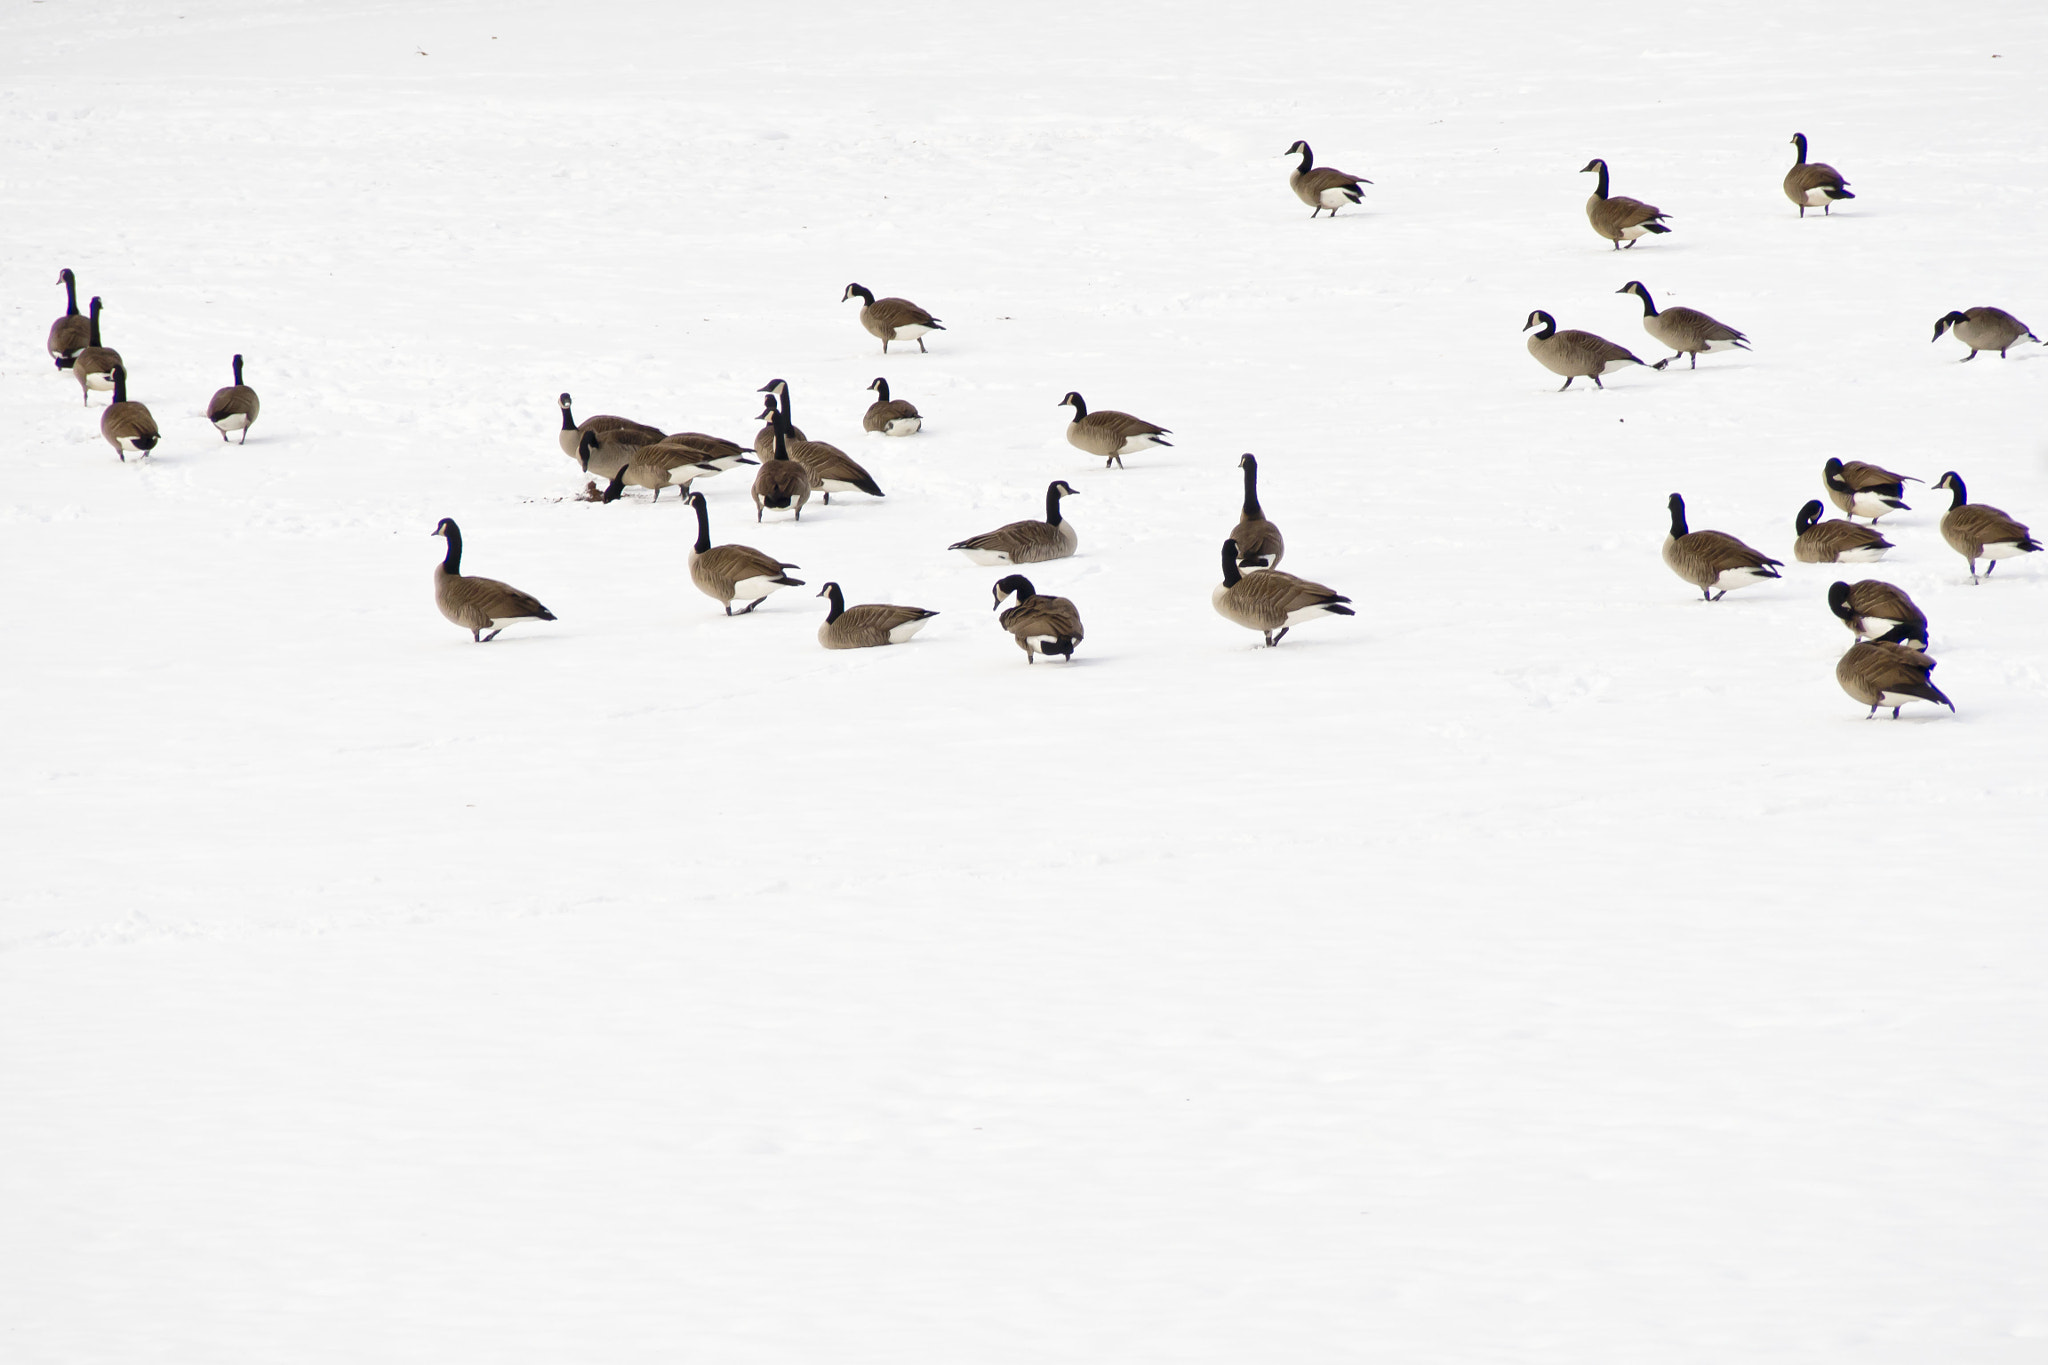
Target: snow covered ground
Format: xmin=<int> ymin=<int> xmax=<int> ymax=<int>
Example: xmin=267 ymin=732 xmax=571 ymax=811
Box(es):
xmin=3 ymin=2 xmax=2045 ymax=1360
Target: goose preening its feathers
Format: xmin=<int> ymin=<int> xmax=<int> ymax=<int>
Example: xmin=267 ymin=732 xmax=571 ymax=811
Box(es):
xmin=71 ymin=298 xmax=124 ymax=405
xmin=574 ymin=424 xmax=663 ymax=482
xmin=1828 ymin=581 xmax=1929 ymax=651
xmin=686 ymin=492 xmax=803 ymax=615
xmin=949 ymin=481 xmax=1078 ymax=566
xmin=863 ymin=378 xmax=922 ymax=436
xmin=48 ymin=268 xmax=88 ymax=369
xmin=1785 ymin=133 xmax=1855 ymax=216
xmin=1212 ymin=540 xmax=1352 ymax=647
xmin=1058 ymin=391 xmax=1171 ymax=469
xmin=1581 ymin=159 xmax=1671 ymax=248
xmin=1663 ymin=494 xmax=1782 ymax=600
xmin=1794 ymin=500 xmax=1893 ymax=563
xmin=816 ymin=583 xmax=938 ymax=650
xmin=1931 ymin=308 xmax=2041 ymax=361
xmin=1284 ymin=140 xmax=1372 ymax=217
xmin=430 ymin=518 xmax=556 ymax=642
xmin=1524 ymin=310 xmax=1645 ymax=390
xmin=1616 ymin=282 xmax=1750 ymax=370
xmin=1823 ymin=458 xmax=1916 ymax=523
xmin=1836 ymin=641 xmax=1953 ymax=720
xmin=992 ymin=575 xmax=1083 ymax=663
xmin=1230 ymin=454 xmax=1284 ymax=570
xmin=206 ymin=354 xmax=260 ymax=442
xmin=1933 ymin=471 xmax=2039 ymax=582
xmin=842 ymin=284 xmax=944 ymax=354
xmin=99 ymin=368 xmax=160 ymax=460
xmin=557 ymin=392 xmax=662 ymax=461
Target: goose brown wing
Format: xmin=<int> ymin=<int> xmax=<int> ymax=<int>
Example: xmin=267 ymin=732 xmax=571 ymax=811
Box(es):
xmin=1599 ymin=194 xmax=1667 ymax=230
xmin=1662 ymin=306 xmax=1747 ymax=344
xmin=1084 ymin=409 xmax=1170 ymax=439
xmin=1680 ymin=530 xmax=1781 ymax=574
xmin=1945 ymin=503 xmax=2034 ymax=553
xmin=836 ymin=603 xmax=938 ymax=645
xmin=1002 ymin=595 xmax=1084 ymax=641
xmin=1240 ymin=568 xmax=1349 ymax=616
xmin=789 ymin=440 xmax=883 ymax=494
xmin=207 ymin=384 xmax=258 ymax=422
xmin=1556 ymin=329 xmax=1645 ymax=367
xmin=698 ymin=543 xmax=795 ymax=582
xmin=443 ymin=572 xmax=553 ymax=626
xmin=868 ymin=297 xmax=939 ymax=329
xmin=1786 ymin=162 xmax=1848 ymax=196
xmin=1840 ymin=460 xmax=1916 ymax=491
xmin=1799 ymin=520 xmax=1890 ymax=561
xmin=863 ymin=399 xmax=921 ymax=430
xmin=1231 ymin=516 xmax=1285 ymax=566
xmin=1298 ymin=166 xmax=1368 ymax=195
xmin=952 ymin=518 xmax=1065 ymax=558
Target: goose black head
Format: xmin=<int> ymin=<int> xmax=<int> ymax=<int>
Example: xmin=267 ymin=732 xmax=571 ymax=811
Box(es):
xmin=578 ymin=428 xmax=599 ymax=472
xmin=1790 ymin=132 xmax=1808 ymax=157
xmin=687 ymin=491 xmax=708 ymax=511
xmin=558 ymin=392 xmax=572 ymax=409
xmin=756 ymin=377 xmax=787 ymax=396
xmin=57 ymin=267 xmax=75 ymax=286
xmin=1826 ymin=581 xmax=1855 ymax=621
xmin=1796 ymin=499 xmax=1825 ymax=534
xmin=601 ymin=469 xmax=626 ymax=503
xmin=992 ymin=574 xmax=1035 ymax=610
xmin=1050 ymin=479 xmax=1079 ymax=498
xmin=841 ymin=284 xmax=873 ymax=305
xmin=1932 ymin=471 xmax=1966 ymax=504
xmin=431 ymin=517 xmax=458 ymax=538
xmin=1617 ymin=281 xmax=1645 ymax=297
xmin=1238 ymin=453 xmax=1257 ymax=470
xmin=1931 ymin=311 xmax=1970 ymax=341
xmin=868 ymin=376 xmax=886 ymax=394
xmin=1666 ymin=493 xmax=1689 ymax=536
xmin=1523 ymin=309 xmax=1556 ymax=335
xmin=1579 ymin=158 xmax=1606 ymax=175
xmin=1057 ymin=390 xmax=1083 ymax=410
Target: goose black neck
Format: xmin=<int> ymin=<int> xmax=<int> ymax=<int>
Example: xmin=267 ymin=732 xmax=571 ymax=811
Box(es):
xmin=1791 ymin=133 xmax=1808 ymax=166
xmin=691 ymin=496 xmax=712 ymax=553
xmin=1220 ymin=541 xmax=1242 ymax=588
xmin=62 ymin=272 xmax=78 ymax=315
xmin=1241 ymin=458 xmax=1263 ymax=516
xmin=1530 ymin=313 xmax=1557 ymax=340
xmin=1590 ymin=161 xmax=1610 ymax=198
xmin=559 ymin=396 xmax=576 ymax=432
xmin=823 ymin=584 xmax=845 ymax=623
xmin=1631 ymin=286 xmax=1658 ymax=317
xmin=849 ymin=286 xmax=873 ymax=306
xmin=441 ymin=523 xmax=463 ymax=573
xmin=1045 ymin=483 xmax=1065 ymax=525
xmin=231 ymin=354 xmax=244 ymax=386
xmin=1068 ymin=394 xmax=1088 ymax=419
xmin=1943 ymin=475 xmax=1967 ymax=509
xmin=871 ymin=378 xmax=890 ymax=403
xmin=1666 ymin=496 xmax=1688 ymax=538
xmin=1294 ymin=143 xmax=1314 ymax=173
xmin=1827 ymin=582 xmax=1854 ymax=621
xmin=771 ymin=414 xmax=792 ymax=460
xmin=111 ymin=369 xmax=127 ymax=403
xmin=1795 ymin=502 xmax=1821 ymax=534
xmin=88 ymin=299 xmax=103 ymax=347
xmin=776 ymin=386 xmax=794 ymax=423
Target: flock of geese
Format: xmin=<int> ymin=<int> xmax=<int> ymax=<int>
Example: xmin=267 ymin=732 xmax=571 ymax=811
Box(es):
xmin=40 ymin=136 xmax=2043 ymax=701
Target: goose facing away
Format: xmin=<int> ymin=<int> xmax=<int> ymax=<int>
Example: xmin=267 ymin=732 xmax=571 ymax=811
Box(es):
xmin=72 ymin=298 xmax=124 ymax=404
xmin=430 ymin=518 xmax=556 ymax=642
xmin=842 ymin=284 xmax=944 ymax=353
xmin=206 ymin=354 xmax=260 ymax=442
xmin=48 ymin=268 xmax=87 ymax=369
xmin=576 ymin=425 xmax=663 ymax=482
xmin=1231 ymin=454 xmax=1284 ymax=570
xmin=1663 ymin=494 xmax=1782 ymax=599
xmin=686 ymin=492 xmax=803 ymax=615
xmin=816 ymin=583 xmax=938 ymax=649
xmin=1524 ymin=310 xmax=1645 ymax=390
xmin=1823 ymin=458 xmax=1917 ymax=522
xmin=1836 ymin=641 xmax=1953 ymax=719
xmin=1581 ymin=159 xmax=1671 ymax=248
xmin=949 ymin=481 xmax=1079 ymax=566
xmin=1212 ymin=541 xmax=1352 ymax=647
xmin=753 ymin=377 xmax=808 ymax=457
xmin=992 ymin=575 xmax=1083 ymax=663
xmin=1932 ymin=471 xmax=2040 ymax=582
xmin=1931 ymin=308 xmax=2041 ymax=360
xmin=1785 ymin=133 xmax=1855 ymax=216
xmin=99 ymin=368 xmax=159 ymax=460
xmin=1058 ymin=391 xmax=1172 ymax=469
xmin=558 ymin=392 xmax=662 ymax=460
xmin=750 ymin=408 xmax=813 ymax=522
xmin=862 ymin=377 xmax=922 ymax=435
xmin=1284 ymin=140 xmax=1372 ymax=217
xmin=1616 ymin=282 xmax=1750 ymax=369
xmin=761 ymin=401 xmax=882 ymax=505
xmin=1794 ymin=500 xmax=1893 ymax=563
xmin=1828 ymin=580 xmax=1928 ymax=650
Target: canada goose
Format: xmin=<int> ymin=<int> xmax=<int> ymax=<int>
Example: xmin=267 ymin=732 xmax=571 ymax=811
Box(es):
xmin=753 ymin=378 xmax=809 ymax=457
xmin=1284 ymin=140 xmax=1372 ymax=217
xmin=1827 ymin=581 xmax=1929 ymax=650
xmin=206 ymin=354 xmax=260 ymax=442
xmin=557 ymin=392 xmax=662 ymax=460
xmin=1212 ymin=541 xmax=1353 ymax=647
xmin=1057 ymin=391 xmax=1171 ymax=469
xmin=1823 ymin=458 xmax=1917 ymax=523
xmin=759 ymin=401 xmax=882 ymax=505
xmin=1794 ymin=500 xmax=1893 ymax=563
xmin=1229 ymin=454 xmax=1285 ymax=570
xmin=815 ymin=583 xmax=939 ymax=649
xmin=1524 ymin=310 xmax=1645 ymax=390
xmin=1784 ymin=133 xmax=1855 ymax=216
xmin=1836 ymin=641 xmax=1953 ymax=719
xmin=98 ymin=368 xmax=159 ymax=460
xmin=750 ymin=408 xmax=813 ymax=522
xmin=595 ymin=439 xmax=726 ymax=503
xmin=636 ymin=431 xmax=755 ymax=476
xmin=862 ymin=377 xmax=922 ymax=436
xmin=992 ymin=575 xmax=1083 ymax=663
xmin=949 ymin=481 xmax=1080 ymax=565
xmin=1581 ymin=159 xmax=1671 ymax=248
xmin=842 ymin=284 xmax=944 ymax=353
xmin=1931 ymin=308 xmax=2041 ymax=361
xmin=686 ymin=492 xmax=803 ymax=615
xmin=1663 ymin=494 xmax=1782 ymax=599
xmin=575 ymin=425 xmax=663 ymax=482
xmin=48 ymin=269 xmax=87 ymax=369
xmin=71 ymin=298 xmax=124 ymax=405
xmin=1615 ymin=282 xmax=1750 ymax=369
xmin=1932 ymin=471 xmax=2040 ymax=582
xmin=430 ymin=518 xmax=557 ymax=642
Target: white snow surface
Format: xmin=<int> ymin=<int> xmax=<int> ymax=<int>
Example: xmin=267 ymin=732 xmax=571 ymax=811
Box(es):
xmin=4 ymin=2 xmax=2047 ymax=1361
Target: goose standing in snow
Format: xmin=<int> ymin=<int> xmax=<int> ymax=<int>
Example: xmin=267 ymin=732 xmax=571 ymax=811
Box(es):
xmin=1284 ymin=140 xmax=1372 ymax=217
xmin=1931 ymin=308 xmax=2041 ymax=361
xmin=71 ymin=298 xmax=123 ymax=405
xmin=1524 ymin=310 xmax=1645 ymax=390
xmin=1663 ymin=494 xmax=1781 ymax=600
xmin=862 ymin=377 xmax=922 ymax=435
xmin=430 ymin=518 xmax=556 ymax=643
xmin=949 ymin=481 xmax=1079 ymax=566
xmin=1229 ymin=454 xmax=1284 ymax=570
xmin=1058 ymin=391 xmax=1171 ymax=469
xmin=99 ymin=368 xmax=159 ymax=460
xmin=1212 ymin=541 xmax=1352 ymax=647
xmin=686 ymin=492 xmax=803 ymax=614
xmin=1836 ymin=642 xmax=1952 ymax=719
xmin=1932 ymin=471 xmax=2040 ymax=582
xmin=1823 ymin=458 xmax=1916 ymax=523
xmin=48 ymin=268 xmax=88 ymax=369
xmin=1827 ymin=581 xmax=1928 ymax=650
xmin=1784 ymin=133 xmax=1855 ymax=216
xmin=842 ymin=283 xmax=944 ymax=354
xmin=760 ymin=400 xmax=883 ymax=505
xmin=1581 ymin=159 xmax=1670 ymax=248
xmin=1616 ymin=281 xmax=1750 ymax=369
xmin=206 ymin=354 xmax=260 ymax=442
xmin=750 ymin=408 xmax=813 ymax=522
xmin=992 ymin=576 xmax=1083 ymax=663
xmin=816 ymin=584 xmax=939 ymax=650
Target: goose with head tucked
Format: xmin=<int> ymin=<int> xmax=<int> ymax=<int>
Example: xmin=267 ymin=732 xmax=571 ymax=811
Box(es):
xmin=1616 ymin=282 xmax=1750 ymax=370
xmin=992 ymin=575 xmax=1083 ymax=663
xmin=1058 ymin=391 xmax=1171 ymax=469
xmin=1212 ymin=540 xmax=1352 ymax=647
xmin=1230 ymin=454 xmax=1284 ymax=570
xmin=1581 ymin=159 xmax=1671 ymax=248
xmin=685 ymin=492 xmax=803 ymax=615
xmin=815 ymin=583 xmax=939 ymax=650
xmin=1784 ymin=133 xmax=1855 ymax=216
xmin=1836 ymin=641 xmax=1952 ymax=720
xmin=1931 ymin=307 xmax=2041 ymax=361
xmin=1284 ymin=140 xmax=1372 ymax=217
xmin=206 ymin=354 xmax=260 ymax=442
xmin=949 ymin=481 xmax=1079 ymax=566
xmin=1828 ymin=581 xmax=1928 ymax=650
xmin=842 ymin=283 xmax=944 ymax=354
xmin=71 ymin=298 xmax=123 ymax=405
xmin=1524 ymin=310 xmax=1645 ymax=390
xmin=430 ymin=518 xmax=556 ymax=643
xmin=1823 ymin=458 xmax=1916 ymax=523
xmin=48 ymin=269 xmax=88 ymax=369
xmin=1794 ymin=500 xmax=1892 ymax=563
xmin=1663 ymin=494 xmax=1782 ymax=600
xmin=99 ymin=368 xmax=159 ymax=460
xmin=1932 ymin=471 xmax=2040 ymax=582
xmin=862 ymin=377 xmax=922 ymax=436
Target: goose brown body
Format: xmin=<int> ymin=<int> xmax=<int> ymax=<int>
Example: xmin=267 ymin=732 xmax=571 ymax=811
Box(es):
xmin=992 ymin=575 xmax=1083 ymax=663
xmin=816 ymin=583 xmax=938 ymax=649
xmin=99 ymin=368 xmax=159 ymax=460
xmin=1794 ymin=500 xmax=1893 ymax=563
xmin=1828 ymin=580 xmax=1928 ymax=650
xmin=1616 ymin=282 xmax=1749 ymax=369
xmin=862 ymin=378 xmax=922 ymax=435
xmin=48 ymin=269 xmax=87 ymax=369
xmin=1524 ymin=310 xmax=1644 ymax=390
xmin=1230 ymin=454 xmax=1284 ymax=570
xmin=430 ymin=518 xmax=556 ymax=642
xmin=206 ymin=354 xmax=260 ymax=441
xmin=1823 ymin=458 xmax=1916 ymax=522
xmin=1285 ymin=140 xmax=1372 ymax=216
xmin=1581 ymin=159 xmax=1671 ymax=248
xmin=1058 ymin=391 xmax=1171 ymax=469
xmin=557 ymin=392 xmax=661 ymax=460
xmin=950 ymin=481 xmax=1079 ymax=566
xmin=1931 ymin=307 xmax=2040 ymax=360
xmin=1211 ymin=540 xmax=1353 ymax=646
xmin=751 ymin=415 xmax=813 ymax=522
xmin=842 ymin=284 xmax=944 ymax=353
xmin=71 ymin=298 xmax=123 ymax=405
xmin=1663 ymin=494 xmax=1782 ymax=599
xmin=576 ymin=425 xmax=663 ymax=482
xmin=685 ymin=493 xmax=803 ymax=614
xmin=1836 ymin=642 xmax=1953 ymax=719
xmin=1784 ymin=134 xmax=1855 ymax=216
xmin=1933 ymin=471 xmax=2040 ymax=581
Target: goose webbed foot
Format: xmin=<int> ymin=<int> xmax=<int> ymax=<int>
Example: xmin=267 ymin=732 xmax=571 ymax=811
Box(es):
xmin=1653 ymin=358 xmax=1670 ymax=371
